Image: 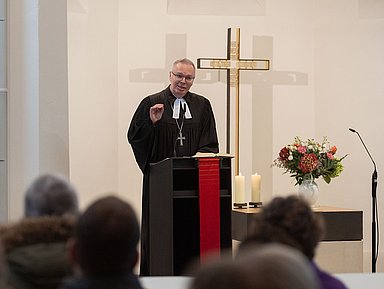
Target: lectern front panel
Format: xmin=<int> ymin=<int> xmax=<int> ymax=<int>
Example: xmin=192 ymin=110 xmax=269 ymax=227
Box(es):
xmin=149 ymin=157 xmax=232 ymax=275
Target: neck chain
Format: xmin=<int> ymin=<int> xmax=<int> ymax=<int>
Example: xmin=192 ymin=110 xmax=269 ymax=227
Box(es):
xmin=175 ymin=116 xmax=184 ymax=131
xmin=175 ymin=115 xmax=185 ymax=146
xmin=172 ymin=99 xmax=186 ymax=147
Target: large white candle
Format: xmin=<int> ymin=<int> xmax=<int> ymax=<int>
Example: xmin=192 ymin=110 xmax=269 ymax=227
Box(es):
xmin=251 ymin=173 xmax=261 ymax=202
xmin=235 ymin=174 xmax=245 ymax=203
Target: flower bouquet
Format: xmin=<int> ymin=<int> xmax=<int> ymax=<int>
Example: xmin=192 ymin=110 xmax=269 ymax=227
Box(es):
xmin=273 ymin=136 xmax=347 ymax=185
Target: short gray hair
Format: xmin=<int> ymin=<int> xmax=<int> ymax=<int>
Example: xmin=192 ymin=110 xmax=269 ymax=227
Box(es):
xmin=236 ymin=244 xmax=320 ymax=289
xmin=172 ymin=58 xmax=196 ymax=70
xmin=24 ymin=173 xmax=79 ymax=217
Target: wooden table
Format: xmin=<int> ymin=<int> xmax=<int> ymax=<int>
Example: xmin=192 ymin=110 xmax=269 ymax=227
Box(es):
xmin=232 ymin=206 xmax=363 ymax=242
xmin=232 ymin=206 xmax=364 ymax=273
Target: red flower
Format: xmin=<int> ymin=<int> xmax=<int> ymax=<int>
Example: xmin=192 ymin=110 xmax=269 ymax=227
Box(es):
xmin=327 ymin=152 xmax=334 ymax=160
xmin=298 ymin=153 xmax=319 ymax=173
xmin=279 ymin=147 xmax=290 ymax=160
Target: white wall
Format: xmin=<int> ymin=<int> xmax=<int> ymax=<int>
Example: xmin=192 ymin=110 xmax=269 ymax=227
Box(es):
xmin=7 ymin=0 xmax=384 ymax=272
xmin=313 ymin=0 xmax=384 ymax=272
xmin=67 ymin=0 xmax=119 ymax=208
xmin=8 ymin=0 xmax=69 ymax=218
xmin=8 ymin=0 xmax=40 ymax=219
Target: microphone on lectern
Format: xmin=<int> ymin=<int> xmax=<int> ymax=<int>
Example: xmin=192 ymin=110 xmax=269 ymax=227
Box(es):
xmin=349 ymin=128 xmax=377 ymax=171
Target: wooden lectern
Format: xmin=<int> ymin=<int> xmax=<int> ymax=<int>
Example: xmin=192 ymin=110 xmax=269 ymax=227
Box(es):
xmin=148 ymin=156 xmax=232 ymax=276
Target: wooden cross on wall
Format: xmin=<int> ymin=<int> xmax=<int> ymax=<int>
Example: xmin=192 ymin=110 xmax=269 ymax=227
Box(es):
xmin=197 ymin=28 xmax=270 ymax=176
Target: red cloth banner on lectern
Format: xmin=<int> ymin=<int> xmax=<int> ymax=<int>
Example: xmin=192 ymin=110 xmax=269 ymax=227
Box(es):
xmin=198 ymin=158 xmax=221 ymax=261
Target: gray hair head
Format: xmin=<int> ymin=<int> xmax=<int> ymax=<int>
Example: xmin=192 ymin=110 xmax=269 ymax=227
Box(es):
xmin=236 ymin=244 xmax=320 ymax=289
xmin=24 ymin=173 xmax=79 ymax=217
xmin=172 ymin=58 xmax=196 ymax=70
xmin=190 ymin=244 xmax=320 ymax=289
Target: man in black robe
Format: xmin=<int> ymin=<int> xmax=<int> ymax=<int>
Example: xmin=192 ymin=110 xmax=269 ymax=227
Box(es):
xmin=128 ymin=58 xmax=219 ymax=276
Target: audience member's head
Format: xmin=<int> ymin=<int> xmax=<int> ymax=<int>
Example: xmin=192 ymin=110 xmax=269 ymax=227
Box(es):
xmin=189 ymin=257 xmax=252 ymax=289
xmin=24 ymin=173 xmax=79 ymax=217
xmin=236 ymin=244 xmax=320 ymax=289
xmin=190 ymin=244 xmax=319 ymax=289
xmin=68 ymin=195 xmax=140 ymax=277
xmin=240 ymin=195 xmax=324 ymax=260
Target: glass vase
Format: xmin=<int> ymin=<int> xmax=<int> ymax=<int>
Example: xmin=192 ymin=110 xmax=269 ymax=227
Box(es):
xmin=298 ymin=179 xmax=319 ymax=206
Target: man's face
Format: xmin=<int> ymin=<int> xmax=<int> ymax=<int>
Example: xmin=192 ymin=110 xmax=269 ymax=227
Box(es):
xmin=169 ymin=62 xmax=195 ymax=98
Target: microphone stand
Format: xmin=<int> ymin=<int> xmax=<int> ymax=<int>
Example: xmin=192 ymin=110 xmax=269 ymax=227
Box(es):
xmin=372 ymin=168 xmax=378 ymax=273
xmin=349 ymin=128 xmax=378 ymax=272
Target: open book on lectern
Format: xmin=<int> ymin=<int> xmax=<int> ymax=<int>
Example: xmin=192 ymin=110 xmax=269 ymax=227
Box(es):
xmin=192 ymin=152 xmax=234 ymax=158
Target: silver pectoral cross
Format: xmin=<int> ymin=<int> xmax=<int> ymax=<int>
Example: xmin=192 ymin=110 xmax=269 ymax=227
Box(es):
xmin=177 ymin=131 xmax=185 ymax=146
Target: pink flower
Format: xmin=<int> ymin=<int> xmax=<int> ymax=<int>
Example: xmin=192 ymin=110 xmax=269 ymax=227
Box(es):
xmin=297 ymin=146 xmax=307 ymax=154
xmin=298 ymin=153 xmax=320 ymax=173
xmin=327 ymin=152 xmax=334 ymax=160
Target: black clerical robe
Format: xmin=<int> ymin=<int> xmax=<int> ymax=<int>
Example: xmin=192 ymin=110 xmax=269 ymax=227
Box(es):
xmin=128 ymin=85 xmax=219 ymax=275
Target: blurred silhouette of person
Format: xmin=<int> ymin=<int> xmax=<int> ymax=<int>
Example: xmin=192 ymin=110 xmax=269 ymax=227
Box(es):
xmin=240 ymin=195 xmax=348 ymax=289
xmin=0 ymin=173 xmax=79 ymax=289
xmin=190 ymin=243 xmax=320 ymax=289
xmin=189 ymin=256 xmax=251 ymax=289
xmin=24 ymin=173 xmax=78 ymax=217
xmin=60 ymin=195 xmax=143 ymax=289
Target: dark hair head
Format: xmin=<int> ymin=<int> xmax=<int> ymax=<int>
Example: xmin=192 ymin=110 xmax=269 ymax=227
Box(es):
xmin=189 ymin=256 xmax=252 ymax=289
xmin=24 ymin=173 xmax=78 ymax=217
xmin=241 ymin=195 xmax=324 ymax=259
xmin=75 ymin=195 xmax=140 ymax=276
